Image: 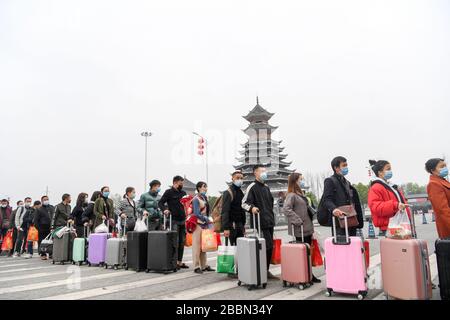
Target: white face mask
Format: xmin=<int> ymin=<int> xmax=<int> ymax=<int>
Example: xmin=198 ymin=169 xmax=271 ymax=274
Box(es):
xmin=25 ymin=202 xmax=32 ymax=208
xmin=1 ymin=204 xmax=7 ymax=208
xmin=43 ymin=200 xmax=50 ymax=206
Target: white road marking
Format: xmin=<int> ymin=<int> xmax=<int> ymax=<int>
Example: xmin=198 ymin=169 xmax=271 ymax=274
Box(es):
xmin=0 ymin=271 xmax=68 ymax=282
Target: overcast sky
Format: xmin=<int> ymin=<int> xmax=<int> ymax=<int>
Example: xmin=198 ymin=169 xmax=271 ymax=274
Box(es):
xmin=1 ymin=0 xmax=449 ymax=204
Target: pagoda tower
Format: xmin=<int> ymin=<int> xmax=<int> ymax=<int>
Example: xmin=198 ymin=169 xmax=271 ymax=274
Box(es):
xmin=234 ymin=98 xmax=294 ymax=198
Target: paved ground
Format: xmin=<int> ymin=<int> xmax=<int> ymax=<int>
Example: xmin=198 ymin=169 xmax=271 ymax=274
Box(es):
xmin=0 ymin=213 xmax=442 ymax=300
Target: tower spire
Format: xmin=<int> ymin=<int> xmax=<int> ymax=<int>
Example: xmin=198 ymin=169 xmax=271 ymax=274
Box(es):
xmin=256 ymin=96 xmax=259 ymax=105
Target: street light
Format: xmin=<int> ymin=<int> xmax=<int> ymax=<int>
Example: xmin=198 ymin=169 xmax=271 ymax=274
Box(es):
xmin=141 ymin=131 xmax=153 ymax=192
xmin=193 ymin=132 xmax=209 ymax=185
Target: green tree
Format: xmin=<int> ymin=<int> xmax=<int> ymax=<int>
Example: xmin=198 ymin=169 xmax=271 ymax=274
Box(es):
xmin=305 ymin=191 xmax=318 ymax=207
xmin=208 ymin=196 xmax=218 ymax=209
xmin=353 ymin=183 xmax=369 ymax=208
xmin=401 ymin=182 xmax=426 ymax=195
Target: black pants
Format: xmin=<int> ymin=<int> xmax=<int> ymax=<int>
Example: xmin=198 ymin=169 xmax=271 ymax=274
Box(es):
xmin=148 ymin=219 xmax=162 ymax=231
xmin=261 ymin=227 xmax=274 ymax=272
xmin=229 ymin=222 xmax=245 ymax=246
xmin=171 ymin=220 xmax=186 ymax=263
xmin=295 ymin=235 xmax=313 ymax=246
xmin=37 ymin=226 xmax=51 ymax=256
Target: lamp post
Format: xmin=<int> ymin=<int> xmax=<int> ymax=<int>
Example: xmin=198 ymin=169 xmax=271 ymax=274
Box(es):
xmin=141 ymin=131 xmax=153 ymax=192
xmin=193 ymin=132 xmax=209 ymax=185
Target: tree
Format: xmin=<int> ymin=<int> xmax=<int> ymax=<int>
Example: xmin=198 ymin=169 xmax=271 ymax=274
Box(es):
xmin=353 ymin=183 xmax=369 ymax=208
xmin=208 ymin=196 xmax=218 ymax=209
xmin=401 ymin=182 xmax=426 ymax=195
xmin=305 ymin=191 xmax=318 ymax=207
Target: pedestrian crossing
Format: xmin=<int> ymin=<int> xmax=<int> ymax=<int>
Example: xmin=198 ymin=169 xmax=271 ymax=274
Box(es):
xmin=0 ymin=243 xmax=441 ymax=300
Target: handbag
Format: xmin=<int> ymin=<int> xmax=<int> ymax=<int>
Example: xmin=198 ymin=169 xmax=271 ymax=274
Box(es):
xmin=27 ymin=226 xmax=39 ymax=242
xmin=337 ymin=204 xmax=359 ymax=228
xmin=133 ymin=217 xmax=147 ymax=233
xmin=201 ymin=228 xmax=218 ymax=252
xmin=1 ymin=229 xmax=13 ymax=251
xmin=216 ymin=238 xmax=236 ymax=274
xmin=270 ymin=238 xmax=282 ymax=265
xmin=39 ymin=233 xmax=53 ymax=255
xmin=311 ymin=238 xmax=324 ymax=267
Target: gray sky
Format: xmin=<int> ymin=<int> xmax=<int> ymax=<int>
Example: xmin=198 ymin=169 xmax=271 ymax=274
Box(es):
xmin=1 ymin=0 xmax=449 ymax=204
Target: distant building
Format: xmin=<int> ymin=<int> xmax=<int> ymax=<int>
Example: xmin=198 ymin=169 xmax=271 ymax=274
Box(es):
xmin=183 ymin=176 xmax=197 ymax=196
xmin=234 ymin=97 xmax=295 ymax=198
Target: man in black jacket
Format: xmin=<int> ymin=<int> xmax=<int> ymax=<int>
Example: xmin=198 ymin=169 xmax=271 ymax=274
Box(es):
xmin=242 ymin=165 xmax=278 ymax=280
xmin=33 ymin=196 xmax=55 ymax=260
xmin=158 ymin=176 xmax=188 ymax=270
xmin=222 ymin=171 xmax=246 ymax=246
xmin=322 ymin=156 xmax=364 ymax=239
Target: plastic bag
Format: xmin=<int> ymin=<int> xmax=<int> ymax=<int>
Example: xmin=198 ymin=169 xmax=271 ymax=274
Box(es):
xmin=133 ymin=218 xmax=147 ymax=233
xmin=216 ymin=241 xmax=236 ymax=274
xmin=311 ymin=238 xmax=324 ymax=267
xmin=271 ymin=239 xmax=282 ymax=265
xmin=1 ymin=230 xmax=13 ymax=251
xmin=54 ymin=226 xmax=69 ymax=238
xmin=27 ymin=226 xmax=39 ymax=242
xmin=95 ymin=222 xmax=109 ymax=234
xmin=387 ymin=210 xmax=412 ymax=240
xmin=201 ymin=228 xmax=218 ymax=252
xmin=185 ymin=232 xmax=193 ymax=247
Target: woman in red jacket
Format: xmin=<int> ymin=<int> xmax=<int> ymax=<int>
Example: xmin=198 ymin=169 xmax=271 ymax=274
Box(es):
xmin=368 ymin=160 xmax=411 ymax=236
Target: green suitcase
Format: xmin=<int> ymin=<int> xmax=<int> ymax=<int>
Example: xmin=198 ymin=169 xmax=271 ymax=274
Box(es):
xmin=72 ymin=227 xmax=88 ymax=266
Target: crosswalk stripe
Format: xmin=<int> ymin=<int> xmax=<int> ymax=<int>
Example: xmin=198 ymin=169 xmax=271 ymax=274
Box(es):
xmin=0 ymin=271 xmax=68 ymax=283
xmin=0 ymin=270 xmax=136 ymax=295
xmin=0 ymin=266 xmax=58 ymax=274
xmin=0 ymin=263 xmax=28 ymax=269
xmin=373 ymin=253 xmax=437 ymax=300
xmin=37 ymin=271 xmax=201 ymax=300
xmin=153 ymin=267 xmax=282 ymax=300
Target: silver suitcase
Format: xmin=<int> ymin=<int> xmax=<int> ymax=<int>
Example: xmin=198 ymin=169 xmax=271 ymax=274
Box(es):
xmin=104 ymin=218 xmax=127 ymax=270
xmin=237 ymin=213 xmax=267 ymax=290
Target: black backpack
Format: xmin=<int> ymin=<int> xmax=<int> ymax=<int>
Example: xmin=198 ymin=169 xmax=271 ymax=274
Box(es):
xmin=317 ymin=177 xmax=339 ymax=227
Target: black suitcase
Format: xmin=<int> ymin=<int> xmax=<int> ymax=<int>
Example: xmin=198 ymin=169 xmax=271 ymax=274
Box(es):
xmin=126 ymin=231 xmax=148 ymax=272
xmin=435 ymin=238 xmax=450 ymax=300
xmin=146 ymin=214 xmax=178 ymax=273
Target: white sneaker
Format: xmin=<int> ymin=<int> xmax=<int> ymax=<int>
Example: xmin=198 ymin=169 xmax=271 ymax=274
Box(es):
xmin=12 ymin=253 xmax=19 ymax=258
xmin=24 ymin=254 xmax=32 ymax=259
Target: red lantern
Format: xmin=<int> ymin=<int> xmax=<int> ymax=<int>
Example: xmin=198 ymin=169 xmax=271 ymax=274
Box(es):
xmin=198 ymin=150 xmax=204 ymax=155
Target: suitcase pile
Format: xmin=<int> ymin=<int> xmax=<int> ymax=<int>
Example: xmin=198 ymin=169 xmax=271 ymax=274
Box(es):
xmin=237 ymin=213 xmax=267 ymax=290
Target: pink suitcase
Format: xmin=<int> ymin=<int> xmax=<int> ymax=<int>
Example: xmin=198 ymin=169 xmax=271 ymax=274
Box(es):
xmin=281 ymin=225 xmax=312 ymax=290
xmin=380 ymin=239 xmax=432 ymax=300
xmin=324 ymin=216 xmax=368 ymax=300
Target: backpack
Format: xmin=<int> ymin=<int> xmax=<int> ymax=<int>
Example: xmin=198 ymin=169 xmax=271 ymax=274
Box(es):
xmin=211 ymin=188 xmax=234 ymax=233
xmin=317 ymin=177 xmax=339 ymax=227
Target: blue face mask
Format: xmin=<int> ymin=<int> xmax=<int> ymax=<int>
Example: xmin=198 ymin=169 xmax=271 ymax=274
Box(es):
xmin=300 ymin=181 xmax=306 ymax=188
xmin=103 ymin=192 xmax=110 ymax=198
xmin=439 ymin=167 xmax=449 ymax=178
xmin=201 ymin=192 xmax=207 ymax=196
xmin=233 ymin=180 xmax=243 ymax=188
xmin=260 ymin=172 xmax=268 ymax=182
xmin=156 ymin=188 xmax=161 ymax=193
xmin=340 ymin=167 xmax=349 ymax=176
xmin=384 ymin=170 xmax=393 ymax=180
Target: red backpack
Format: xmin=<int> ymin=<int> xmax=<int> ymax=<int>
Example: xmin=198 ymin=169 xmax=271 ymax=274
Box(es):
xmin=180 ymin=195 xmax=197 ymax=233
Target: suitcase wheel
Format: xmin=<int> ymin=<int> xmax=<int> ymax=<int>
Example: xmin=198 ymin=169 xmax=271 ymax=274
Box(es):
xmin=145 ymin=269 xmax=150 ymax=273
xmin=52 ymin=261 xmax=55 ymax=265
xmin=357 ymin=294 xmax=364 ymax=300
xmin=173 ymin=268 xmax=178 ymax=273
xmin=283 ymin=281 xmax=287 ymax=288
xmin=262 ymin=283 xmax=267 ymax=289
xmin=60 ymin=262 xmax=65 ymax=265
xmin=237 ymin=281 xmax=242 ymax=287
xmin=104 ymin=264 xmax=108 ymax=269
xmin=325 ymin=289 xmax=332 ymax=297
xmin=78 ymin=262 xmax=82 ymax=266
xmin=298 ymin=284 xmax=305 ymax=291
xmin=87 ymin=263 xmax=91 ymax=267
xmin=124 ymin=265 xmax=128 ymax=270
xmin=114 ymin=266 xmax=118 ymax=270
xmin=72 ymin=261 xmax=75 ymax=265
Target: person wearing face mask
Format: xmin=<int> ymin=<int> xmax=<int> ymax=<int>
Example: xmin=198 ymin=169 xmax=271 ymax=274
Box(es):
xmin=33 ymin=196 xmax=55 ymax=259
xmin=70 ymin=193 xmax=89 ymax=238
xmin=242 ymin=165 xmax=279 ymax=280
xmin=191 ymin=182 xmax=215 ymax=274
xmin=93 ymin=186 xmax=115 ymax=232
xmin=222 ymin=171 xmax=247 ymax=248
xmin=116 ymin=187 xmax=139 ymax=234
xmin=138 ymin=180 xmax=162 ymax=231
xmin=158 ymin=176 xmax=188 ymax=270
xmin=0 ymin=199 xmax=12 ymax=255
xmin=283 ymin=172 xmax=321 ymax=283
xmin=52 ymin=194 xmax=73 ymax=230
xmin=82 ymin=191 xmax=101 ymax=232
xmin=426 ymin=158 xmax=450 ymax=239
xmin=8 ymin=201 xmax=23 ymax=257
xmin=13 ymin=197 xmax=33 ymax=258
xmin=320 ymin=156 xmax=364 ymax=238
xmin=368 ymin=160 xmax=411 ymax=237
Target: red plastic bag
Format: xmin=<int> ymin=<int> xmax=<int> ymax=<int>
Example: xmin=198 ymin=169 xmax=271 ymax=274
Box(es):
xmin=185 ymin=232 xmax=193 ymax=247
xmin=364 ymin=240 xmax=370 ymax=270
xmin=1 ymin=230 xmax=13 ymax=251
xmin=216 ymin=233 xmax=222 ymax=246
xmin=271 ymin=239 xmax=282 ymax=265
xmin=311 ymin=238 xmax=324 ymax=267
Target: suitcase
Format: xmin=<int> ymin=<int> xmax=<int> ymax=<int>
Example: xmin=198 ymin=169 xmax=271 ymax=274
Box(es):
xmin=281 ymin=224 xmax=312 ymax=290
xmin=324 ymin=216 xmax=368 ymax=300
xmin=126 ymin=216 xmax=149 ymax=272
xmin=435 ymin=238 xmax=450 ymax=300
xmin=146 ymin=214 xmax=178 ymax=273
xmin=52 ymin=225 xmax=76 ymax=265
xmin=237 ymin=213 xmax=267 ymax=290
xmin=380 ymin=210 xmax=432 ymax=300
xmin=87 ymin=232 xmax=109 ymax=267
xmin=72 ymin=226 xmax=89 ymax=266
xmin=105 ymin=218 xmax=128 ymax=270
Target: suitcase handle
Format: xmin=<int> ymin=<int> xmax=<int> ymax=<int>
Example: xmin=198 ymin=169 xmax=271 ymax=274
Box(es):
xmin=122 ymin=217 xmax=127 ymax=238
xmin=163 ymin=212 xmax=172 ymax=231
xmin=332 ymin=214 xmax=350 ymax=245
xmin=252 ymin=212 xmax=262 ymax=238
xmin=289 ymin=223 xmax=304 ymax=243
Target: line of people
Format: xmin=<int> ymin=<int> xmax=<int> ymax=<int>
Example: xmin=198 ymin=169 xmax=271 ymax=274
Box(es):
xmin=1 ymin=156 xmax=449 ymax=281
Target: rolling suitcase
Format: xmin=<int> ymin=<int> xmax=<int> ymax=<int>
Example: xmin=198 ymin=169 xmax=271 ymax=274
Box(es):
xmin=324 ymin=216 xmax=368 ymax=300
xmin=105 ymin=218 xmax=128 ymax=270
xmin=72 ymin=226 xmax=89 ymax=266
xmin=435 ymin=238 xmax=450 ymax=300
xmin=87 ymin=221 xmax=110 ymax=267
xmin=281 ymin=224 xmax=312 ymax=290
xmin=126 ymin=216 xmax=149 ymax=272
xmin=52 ymin=224 xmax=76 ymax=265
xmin=380 ymin=210 xmax=432 ymax=300
xmin=146 ymin=214 xmax=178 ymax=273
xmin=237 ymin=213 xmax=267 ymax=290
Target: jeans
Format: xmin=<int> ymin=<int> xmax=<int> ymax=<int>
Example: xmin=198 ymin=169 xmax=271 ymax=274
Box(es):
xmin=15 ymin=229 xmax=33 ymax=255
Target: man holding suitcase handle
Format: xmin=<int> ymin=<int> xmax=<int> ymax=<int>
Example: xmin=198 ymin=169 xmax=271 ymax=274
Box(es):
xmin=242 ymin=164 xmax=279 ymax=280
